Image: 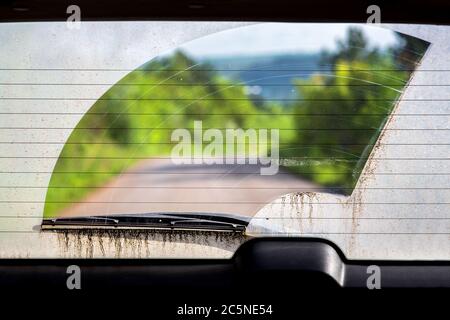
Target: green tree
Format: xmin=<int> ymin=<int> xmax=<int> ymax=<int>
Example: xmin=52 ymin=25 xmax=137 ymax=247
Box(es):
xmin=286 ymin=28 xmax=418 ymax=192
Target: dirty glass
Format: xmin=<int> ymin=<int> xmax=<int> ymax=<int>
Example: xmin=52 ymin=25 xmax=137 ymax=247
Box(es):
xmin=42 ymin=24 xmax=429 ymax=218
xmin=1 ymin=22 xmax=439 ymax=259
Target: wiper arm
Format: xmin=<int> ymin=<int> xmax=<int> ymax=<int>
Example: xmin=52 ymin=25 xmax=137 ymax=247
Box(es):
xmin=42 ymin=212 xmax=248 ymax=233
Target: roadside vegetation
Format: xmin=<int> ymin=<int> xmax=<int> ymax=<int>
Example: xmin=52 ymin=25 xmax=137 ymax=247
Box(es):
xmin=44 ymin=27 xmax=428 ymax=217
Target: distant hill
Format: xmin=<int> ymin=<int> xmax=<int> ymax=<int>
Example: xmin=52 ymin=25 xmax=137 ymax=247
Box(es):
xmin=200 ymin=53 xmax=326 ymax=102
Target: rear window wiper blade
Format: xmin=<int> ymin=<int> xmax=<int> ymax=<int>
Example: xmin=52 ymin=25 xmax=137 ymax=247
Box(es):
xmin=42 ymin=212 xmax=248 ymax=233
xmin=168 ymin=217 xmax=246 ymax=232
xmin=45 ymin=216 xmax=120 ymax=225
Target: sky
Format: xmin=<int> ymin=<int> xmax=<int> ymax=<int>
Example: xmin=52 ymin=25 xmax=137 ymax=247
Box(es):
xmin=0 ymin=22 xmax=401 ymax=70
xmin=177 ymin=23 xmax=400 ymax=58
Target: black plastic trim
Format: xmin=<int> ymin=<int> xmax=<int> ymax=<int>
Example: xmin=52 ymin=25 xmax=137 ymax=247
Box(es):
xmin=0 ymin=0 xmax=449 ymax=24
xmin=1 ymin=238 xmax=449 ymax=289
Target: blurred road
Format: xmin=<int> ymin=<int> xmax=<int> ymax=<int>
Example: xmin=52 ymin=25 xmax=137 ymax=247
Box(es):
xmin=59 ymin=159 xmax=320 ymax=217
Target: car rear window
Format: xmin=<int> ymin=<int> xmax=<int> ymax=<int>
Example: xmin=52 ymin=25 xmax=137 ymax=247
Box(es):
xmin=2 ymin=21 xmax=448 ymax=260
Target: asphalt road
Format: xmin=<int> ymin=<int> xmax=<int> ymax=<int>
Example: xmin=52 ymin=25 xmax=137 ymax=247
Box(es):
xmin=59 ymin=159 xmax=320 ymax=217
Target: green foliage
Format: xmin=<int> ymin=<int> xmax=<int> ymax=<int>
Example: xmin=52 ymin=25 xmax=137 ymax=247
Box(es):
xmin=44 ymin=28 xmax=427 ymax=217
xmin=284 ymin=28 xmax=419 ymax=192
xmin=44 ymin=51 xmax=288 ymax=217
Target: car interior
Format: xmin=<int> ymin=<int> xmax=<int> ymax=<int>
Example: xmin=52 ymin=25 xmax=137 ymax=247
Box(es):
xmin=0 ymin=0 xmax=450 ymax=313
